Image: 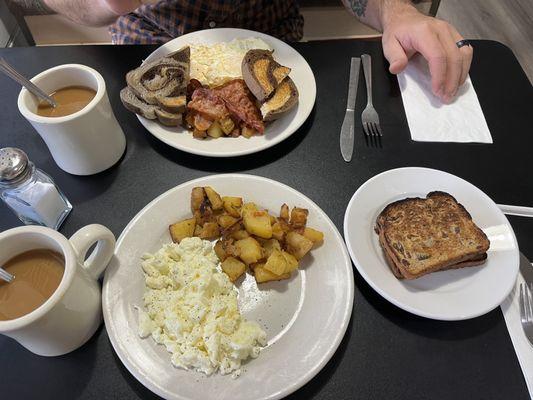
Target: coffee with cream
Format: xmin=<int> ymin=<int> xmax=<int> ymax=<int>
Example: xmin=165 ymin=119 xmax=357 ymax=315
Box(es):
xmin=0 ymin=249 xmax=64 ymax=321
xmin=37 ymin=86 xmax=96 ymax=118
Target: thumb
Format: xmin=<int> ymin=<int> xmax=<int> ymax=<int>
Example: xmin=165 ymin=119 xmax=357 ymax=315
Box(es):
xmin=382 ymin=35 xmax=408 ymax=74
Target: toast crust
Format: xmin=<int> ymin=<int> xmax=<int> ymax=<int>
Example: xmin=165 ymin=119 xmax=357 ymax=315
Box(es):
xmin=375 ymin=192 xmax=490 ymax=279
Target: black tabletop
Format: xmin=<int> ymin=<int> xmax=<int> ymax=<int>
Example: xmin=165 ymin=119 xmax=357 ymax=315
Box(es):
xmin=0 ymin=40 xmax=532 ymax=400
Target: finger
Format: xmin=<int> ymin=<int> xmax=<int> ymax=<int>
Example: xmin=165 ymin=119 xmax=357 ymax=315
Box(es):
xmin=449 ymin=26 xmax=473 ymax=86
xmin=435 ymin=23 xmax=463 ymax=101
xmin=382 ymin=34 xmax=409 ymax=74
xmin=410 ymin=28 xmax=448 ymax=97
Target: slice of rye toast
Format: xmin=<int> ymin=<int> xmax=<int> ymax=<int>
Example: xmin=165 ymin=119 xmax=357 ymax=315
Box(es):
xmin=259 ymin=77 xmax=299 ymax=121
xmin=375 ymin=191 xmax=490 ymax=280
xmin=241 ymin=49 xmax=291 ymax=102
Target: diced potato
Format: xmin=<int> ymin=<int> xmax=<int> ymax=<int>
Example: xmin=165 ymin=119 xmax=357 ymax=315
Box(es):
xmin=262 ymin=238 xmax=281 ymax=258
xmin=193 ymin=128 xmax=207 ymax=139
xmin=232 ymin=230 xmax=250 ymax=240
xmin=199 ymin=222 xmax=220 ymax=240
xmin=191 ymin=187 xmax=205 ymax=212
xmin=241 ymin=202 xmax=258 ymax=216
xmin=193 ymin=203 xmax=213 ymax=226
xmin=264 ymin=249 xmax=287 ymax=275
xmin=243 ymin=209 xmax=272 ymax=239
xmin=193 ymin=224 xmax=202 ymax=236
xmin=223 ymin=239 xmax=239 ymax=258
xmin=207 ymin=121 xmax=224 ymax=138
xmin=254 ymin=266 xmax=291 ymax=283
xmin=204 ymin=186 xmax=223 ymax=210
xmin=235 ymin=237 xmax=263 ymax=265
xmin=214 ymin=240 xmax=227 ymax=261
xmin=219 ymin=117 xmax=235 ymax=134
xmin=286 ymin=231 xmax=314 ymax=260
xmin=169 ymin=218 xmax=196 ymax=243
xmin=249 ymin=262 xmax=264 ymax=271
xmin=303 ymin=227 xmax=324 ymax=246
xmin=290 ymin=207 xmax=309 ymax=229
xmin=241 ymin=126 xmax=255 ymax=138
xmin=280 ymin=204 xmax=290 ymax=222
xmin=269 ymin=214 xmax=277 ymax=225
xmin=222 ymin=196 xmax=243 ymax=217
xmin=217 ymin=214 xmax=239 ymax=229
xmin=221 ymin=257 xmax=246 ymax=282
xmin=272 ymin=220 xmax=291 ymax=241
xmin=281 ymin=251 xmax=299 ymax=273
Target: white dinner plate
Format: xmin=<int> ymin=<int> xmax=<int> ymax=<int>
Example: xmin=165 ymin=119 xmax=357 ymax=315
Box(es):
xmin=103 ymin=174 xmax=353 ymax=400
xmin=138 ymin=28 xmax=316 ymax=157
xmin=343 ymin=167 xmax=519 ymax=321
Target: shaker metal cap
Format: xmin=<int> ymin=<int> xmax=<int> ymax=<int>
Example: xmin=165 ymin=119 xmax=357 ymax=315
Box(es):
xmin=0 ymin=147 xmax=29 ymax=182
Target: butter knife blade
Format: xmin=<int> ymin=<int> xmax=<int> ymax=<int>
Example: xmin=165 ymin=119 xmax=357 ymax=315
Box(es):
xmin=340 ymin=57 xmax=361 ymax=162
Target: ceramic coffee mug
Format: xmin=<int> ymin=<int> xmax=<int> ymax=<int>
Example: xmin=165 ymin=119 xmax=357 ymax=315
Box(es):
xmin=17 ymin=64 xmax=126 ymax=176
xmin=0 ymin=224 xmax=115 ymax=356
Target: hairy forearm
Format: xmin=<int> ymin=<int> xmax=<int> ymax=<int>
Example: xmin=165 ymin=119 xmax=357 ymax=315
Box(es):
xmin=8 ymin=0 xmax=141 ymax=26
xmin=341 ymin=0 xmax=416 ymax=31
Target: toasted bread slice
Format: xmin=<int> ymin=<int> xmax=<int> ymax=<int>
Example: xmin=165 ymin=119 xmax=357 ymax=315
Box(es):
xmin=260 ymin=77 xmax=299 ymax=121
xmin=242 ymin=49 xmax=291 ymax=102
xmin=375 ymin=191 xmax=490 ymax=279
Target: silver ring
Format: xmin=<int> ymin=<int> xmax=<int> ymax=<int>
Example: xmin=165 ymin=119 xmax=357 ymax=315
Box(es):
xmin=456 ymin=39 xmax=471 ymax=49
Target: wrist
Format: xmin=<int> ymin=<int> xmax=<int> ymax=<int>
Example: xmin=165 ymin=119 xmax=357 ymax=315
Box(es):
xmin=380 ymin=1 xmax=418 ymax=31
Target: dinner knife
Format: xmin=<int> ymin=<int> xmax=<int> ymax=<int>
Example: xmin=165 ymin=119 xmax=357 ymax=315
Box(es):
xmin=340 ymin=57 xmax=361 ymax=162
xmin=498 ymin=204 xmax=533 ymax=218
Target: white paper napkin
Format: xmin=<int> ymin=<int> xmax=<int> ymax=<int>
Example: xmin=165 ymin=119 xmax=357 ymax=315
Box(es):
xmin=501 ymin=253 xmax=533 ymax=397
xmin=398 ymin=55 xmax=492 ymax=143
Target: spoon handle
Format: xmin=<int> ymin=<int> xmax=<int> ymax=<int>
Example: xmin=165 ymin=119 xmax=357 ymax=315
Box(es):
xmin=0 ymin=267 xmax=14 ymax=283
xmin=0 ymin=58 xmax=57 ymax=108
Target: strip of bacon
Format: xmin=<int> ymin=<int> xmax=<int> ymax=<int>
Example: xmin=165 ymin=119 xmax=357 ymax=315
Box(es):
xmin=214 ymin=80 xmax=265 ymax=134
xmin=187 ymin=88 xmax=228 ymax=121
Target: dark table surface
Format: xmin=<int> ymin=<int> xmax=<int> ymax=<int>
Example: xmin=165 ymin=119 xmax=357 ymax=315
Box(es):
xmin=1 ymin=39 xmax=532 ymax=400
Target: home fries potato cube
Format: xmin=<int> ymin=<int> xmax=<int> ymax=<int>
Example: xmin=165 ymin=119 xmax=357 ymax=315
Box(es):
xmin=254 ymin=266 xmax=291 ymax=283
xmin=199 ymin=222 xmax=220 ymax=240
xmin=286 ymin=231 xmax=314 ymax=260
xmin=303 ymin=227 xmax=324 ymax=246
xmin=191 ymin=187 xmax=205 ymax=212
xmin=221 ymin=257 xmax=246 ymax=282
xmin=235 ymin=237 xmax=263 ymax=265
xmin=169 ymin=218 xmax=196 ymax=243
xmin=243 ymin=209 xmax=272 ymax=239
xmin=290 ymin=207 xmax=309 ymax=229
xmin=204 ymin=186 xmax=223 ymax=210
xmin=217 ymin=214 xmax=239 ymax=229
xmin=222 ymin=196 xmax=243 ymax=217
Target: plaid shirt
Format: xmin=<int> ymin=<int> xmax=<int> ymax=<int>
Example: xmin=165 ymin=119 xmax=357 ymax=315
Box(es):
xmin=109 ymin=0 xmax=304 ymax=44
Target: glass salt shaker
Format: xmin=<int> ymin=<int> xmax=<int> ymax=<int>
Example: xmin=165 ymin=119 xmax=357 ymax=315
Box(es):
xmin=0 ymin=147 xmax=72 ymax=229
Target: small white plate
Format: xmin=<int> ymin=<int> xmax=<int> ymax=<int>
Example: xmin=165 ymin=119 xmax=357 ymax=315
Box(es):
xmin=103 ymin=174 xmax=353 ymax=400
xmin=138 ymin=28 xmax=316 ymax=157
xmin=343 ymin=167 xmax=519 ymax=321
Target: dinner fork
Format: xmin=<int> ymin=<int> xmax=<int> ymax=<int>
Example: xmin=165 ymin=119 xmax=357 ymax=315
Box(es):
xmin=0 ymin=267 xmax=14 ymax=283
xmin=519 ymin=282 xmax=533 ymax=347
xmin=361 ymin=54 xmax=382 ymax=137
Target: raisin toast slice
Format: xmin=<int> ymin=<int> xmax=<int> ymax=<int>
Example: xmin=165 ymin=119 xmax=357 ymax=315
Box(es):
xmin=375 ymin=191 xmax=490 ymax=279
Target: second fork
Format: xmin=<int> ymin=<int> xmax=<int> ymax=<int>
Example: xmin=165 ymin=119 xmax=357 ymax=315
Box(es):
xmin=361 ymin=54 xmax=382 ymax=137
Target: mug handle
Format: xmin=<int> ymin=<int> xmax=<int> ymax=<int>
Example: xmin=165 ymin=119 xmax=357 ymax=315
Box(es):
xmin=69 ymin=224 xmax=116 ymax=280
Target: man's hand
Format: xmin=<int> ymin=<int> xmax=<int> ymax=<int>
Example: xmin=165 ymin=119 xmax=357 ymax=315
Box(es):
xmin=381 ymin=3 xmax=473 ymax=103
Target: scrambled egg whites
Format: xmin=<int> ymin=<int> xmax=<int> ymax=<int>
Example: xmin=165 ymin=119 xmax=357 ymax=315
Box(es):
xmin=137 ymin=237 xmax=266 ymax=378
xmin=190 ymin=37 xmax=271 ymax=87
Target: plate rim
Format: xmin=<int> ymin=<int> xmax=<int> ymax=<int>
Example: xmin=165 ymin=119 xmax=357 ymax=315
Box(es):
xmin=137 ymin=28 xmax=317 ymax=158
xmin=103 ymin=173 xmax=354 ymax=400
xmin=343 ymin=166 xmax=519 ymax=321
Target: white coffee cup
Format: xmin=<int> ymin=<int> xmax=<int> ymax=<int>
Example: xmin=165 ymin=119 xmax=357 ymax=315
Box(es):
xmin=0 ymin=224 xmax=115 ymax=356
xmin=17 ymin=64 xmax=126 ymax=176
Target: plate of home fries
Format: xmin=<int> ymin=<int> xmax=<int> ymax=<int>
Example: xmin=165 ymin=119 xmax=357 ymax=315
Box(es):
xmin=125 ymin=28 xmax=316 ymax=157
xmin=102 ymin=174 xmax=353 ymax=400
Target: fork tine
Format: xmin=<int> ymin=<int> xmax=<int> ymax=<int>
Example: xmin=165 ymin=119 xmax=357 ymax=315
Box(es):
xmin=363 ymin=122 xmax=370 ymax=137
xmin=372 ymin=123 xmax=380 ymax=137
xmin=371 ymin=123 xmax=379 ymax=137
xmin=376 ymin=123 xmax=383 ymax=137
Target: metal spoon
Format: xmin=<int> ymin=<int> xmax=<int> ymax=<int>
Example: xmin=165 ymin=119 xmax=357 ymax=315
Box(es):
xmin=0 ymin=267 xmax=14 ymax=283
xmin=0 ymin=58 xmax=57 ymax=108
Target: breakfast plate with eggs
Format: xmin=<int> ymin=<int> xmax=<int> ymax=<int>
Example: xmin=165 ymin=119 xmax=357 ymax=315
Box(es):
xmin=102 ymin=174 xmax=353 ymax=400
xmin=120 ymin=28 xmax=316 ymax=157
